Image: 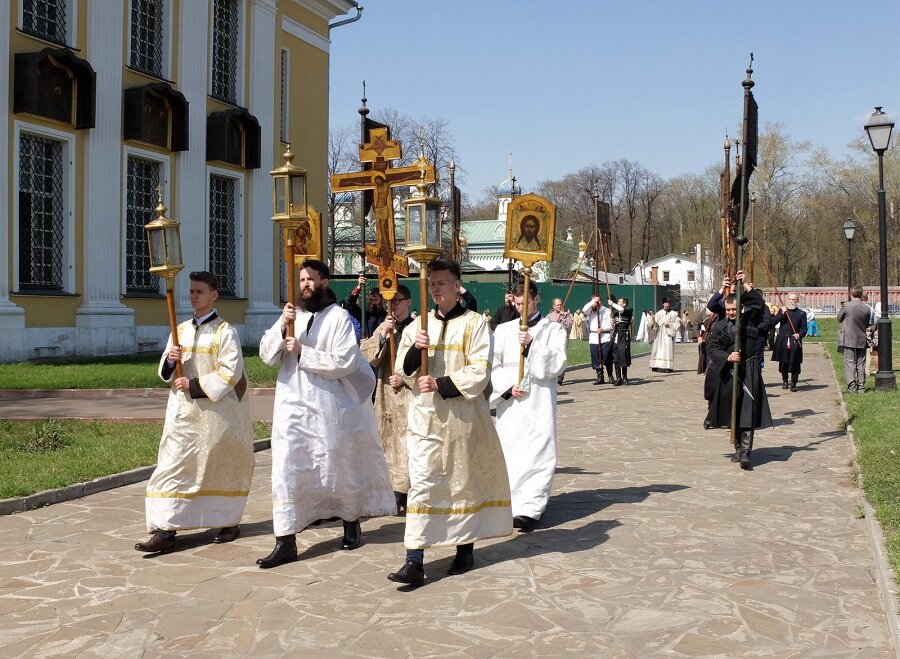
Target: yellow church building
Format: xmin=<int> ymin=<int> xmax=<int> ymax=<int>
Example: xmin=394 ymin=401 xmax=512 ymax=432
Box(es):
xmin=1 ymin=0 xmax=358 ymax=362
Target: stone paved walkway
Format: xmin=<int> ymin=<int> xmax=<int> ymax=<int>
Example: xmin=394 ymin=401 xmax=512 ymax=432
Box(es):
xmin=0 ymin=344 xmax=895 ymax=657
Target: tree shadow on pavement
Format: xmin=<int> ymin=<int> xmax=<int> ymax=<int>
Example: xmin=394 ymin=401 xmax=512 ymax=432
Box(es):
xmin=751 ymin=430 xmax=845 ymax=467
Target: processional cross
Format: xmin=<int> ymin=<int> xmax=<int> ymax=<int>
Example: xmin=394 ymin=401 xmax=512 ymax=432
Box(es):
xmin=330 ymin=127 xmax=436 ymax=298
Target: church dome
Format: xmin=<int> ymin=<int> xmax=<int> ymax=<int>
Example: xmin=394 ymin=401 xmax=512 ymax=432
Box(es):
xmin=496 ymin=178 xmax=522 ymax=196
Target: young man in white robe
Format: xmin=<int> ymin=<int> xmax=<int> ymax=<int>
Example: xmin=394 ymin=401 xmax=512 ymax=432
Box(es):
xmin=649 ymin=298 xmax=681 ymax=373
xmin=388 ymin=259 xmax=512 ymax=588
xmin=135 ymin=271 xmax=253 ymax=554
xmin=491 ymin=282 xmax=567 ymax=532
xmin=257 ymin=260 xmax=395 ymax=569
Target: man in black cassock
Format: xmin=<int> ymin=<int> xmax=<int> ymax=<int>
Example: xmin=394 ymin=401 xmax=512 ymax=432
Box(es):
xmin=770 ymin=292 xmax=807 ymax=392
xmin=705 ymin=274 xmax=772 ymax=470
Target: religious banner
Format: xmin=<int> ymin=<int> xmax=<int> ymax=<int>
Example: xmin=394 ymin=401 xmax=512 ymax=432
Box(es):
xmin=503 ymin=193 xmax=556 ymax=266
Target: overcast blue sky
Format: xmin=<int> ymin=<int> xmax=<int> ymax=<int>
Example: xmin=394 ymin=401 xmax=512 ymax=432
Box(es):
xmin=328 ymin=1 xmax=900 ymax=200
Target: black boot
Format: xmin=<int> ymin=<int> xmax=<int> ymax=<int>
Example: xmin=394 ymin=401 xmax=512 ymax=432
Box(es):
xmin=594 ymin=369 xmax=604 ymax=385
xmin=448 ymin=543 xmax=475 ymax=576
xmin=790 ymin=374 xmax=799 ymax=392
xmin=739 ymin=430 xmax=753 ymax=470
xmin=782 ymin=376 xmax=789 ymax=390
xmin=613 ymin=366 xmax=623 ymax=386
xmin=622 ymin=368 xmax=629 ymax=386
xmin=257 ymin=535 xmax=297 ymax=568
xmin=388 ymin=559 xmax=425 ymax=587
xmin=341 ymin=519 xmax=361 ymax=550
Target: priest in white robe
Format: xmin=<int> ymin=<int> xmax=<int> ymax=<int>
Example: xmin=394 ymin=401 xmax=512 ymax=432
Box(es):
xmin=257 ymin=260 xmax=395 ymax=569
xmin=649 ymin=298 xmax=681 ymax=372
xmin=387 ymin=259 xmax=512 ymax=588
xmin=136 ymin=271 xmax=253 ymax=554
xmin=491 ymin=282 xmax=567 ymax=532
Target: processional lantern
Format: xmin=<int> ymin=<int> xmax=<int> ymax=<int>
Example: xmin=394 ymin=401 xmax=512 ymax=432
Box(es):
xmin=270 ymin=144 xmax=309 ymax=335
xmin=403 ymin=158 xmax=444 ymax=376
xmin=144 ymin=187 xmax=185 ymax=377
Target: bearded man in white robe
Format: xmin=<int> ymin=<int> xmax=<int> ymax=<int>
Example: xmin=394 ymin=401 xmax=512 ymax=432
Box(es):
xmin=257 ymin=260 xmax=395 ymax=569
xmin=387 ymin=259 xmax=512 ymax=589
xmin=491 ymin=282 xmax=567 ymax=532
xmin=136 ymin=271 xmax=252 ymax=554
xmin=649 ymin=298 xmax=681 ymax=372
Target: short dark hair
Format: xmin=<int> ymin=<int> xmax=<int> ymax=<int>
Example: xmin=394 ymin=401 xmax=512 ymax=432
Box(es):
xmin=427 ymin=259 xmax=461 ymax=281
xmin=662 ymin=297 xmax=670 ymax=304
xmin=850 ymin=285 xmax=863 ymax=299
xmin=619 ymin=297 xmax=629 ymax=306
xmin=514 ymin=281 xmax=538 ymax=298
xmin=189 ymin=271 xmax=219 ymax=291
xmin=300 ymin=259 xmax=330 ymax=280
xmin=396 ymin=284 xmax=412 ymax=299
xmin=724 ymin=293 xmax=737 ymax=304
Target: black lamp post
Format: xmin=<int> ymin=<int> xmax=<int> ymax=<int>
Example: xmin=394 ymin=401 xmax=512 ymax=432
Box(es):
xmin=843 ymin=219 xmax=856 ymax=297
xmin=864 ymin=106 xmax=895 ymax=391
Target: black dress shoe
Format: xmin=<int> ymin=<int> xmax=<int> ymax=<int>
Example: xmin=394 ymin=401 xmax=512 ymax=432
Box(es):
xmin=134 ymin=531 xmax=176 ymax=553
xmin=257 ymin=536 xmax=297 ymax=569
xmin=388 ymin=560 xmax=425 ymax=587
xmin=212 ymin=525 xmax=240 ymax=544
xmin=341 ymin=519 xmax=361 ymax=550
xmin=703 ymin=419 xmax=712 ymax=430
xmin=447 ymin=551 xmax=475 ymax=576
xmin=513 ymin=515 xmax=537 ymax=532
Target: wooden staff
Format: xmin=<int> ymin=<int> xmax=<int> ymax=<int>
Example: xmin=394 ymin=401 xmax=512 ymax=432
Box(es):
xmin=754 ymin=241 xmax=798 ymax=336
xmin=164 ymin=276 xmax=183 ymax=379
xmin=418 ymin=265 xmax=429 ymax=376
xmin=381 ymin=289 xmax=398 ymax=371
xmin=561 ymin=228 xmax=597 ymax=312
xmin=283 ymin=227 xmax=297 ymax=336
xmin=598 ymin=231 xmax=613 ymax=303
xmin=518 ymin=265 xmax=533 ymax=382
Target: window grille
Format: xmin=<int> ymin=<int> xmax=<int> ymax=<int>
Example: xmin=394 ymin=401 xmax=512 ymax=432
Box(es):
xmin=211 ymin=0 xmax=239 ymax=104
xmin=130 ymin=0 xmax=164 ymax=77
xmin=22 ymin=0 xmax=67 ymax=44
xmin=209 ymin=174 xmax=237 ymax=296
xmin=126 ymin=156 xmax=162 ymax=293
xmin=18 ymin=133 xmax=65 ymax=290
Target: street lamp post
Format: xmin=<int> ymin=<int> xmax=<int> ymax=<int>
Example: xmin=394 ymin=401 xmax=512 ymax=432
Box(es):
xmin=864 ymin=106 xmax=895 ymax=391
xmin=843 ymin=219 xmax=856 ymax=297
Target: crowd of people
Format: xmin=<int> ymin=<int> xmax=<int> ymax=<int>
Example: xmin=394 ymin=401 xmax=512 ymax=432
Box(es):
xmin=133 ymin=261 xmax=882 ymax=583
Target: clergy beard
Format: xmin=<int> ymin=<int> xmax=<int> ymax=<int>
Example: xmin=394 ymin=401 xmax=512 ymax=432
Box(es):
xmin=786 ymin=303 xmax=797 ymax=310
xmin=299 ymin=284 xmax=330 ymax=313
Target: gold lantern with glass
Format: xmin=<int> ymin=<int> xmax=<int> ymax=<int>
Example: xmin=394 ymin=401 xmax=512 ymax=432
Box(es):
xmin=270 ymin=144 xmax=309 ymax=335
xmin=403 ymin=161 xmax=444 ymax=375
xmin=144 ymin=187 xmax=185 ymax=377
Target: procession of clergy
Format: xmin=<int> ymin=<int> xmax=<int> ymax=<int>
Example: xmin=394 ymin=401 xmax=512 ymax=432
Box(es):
xmin=133 ymin=261 xmax=787 ymax=586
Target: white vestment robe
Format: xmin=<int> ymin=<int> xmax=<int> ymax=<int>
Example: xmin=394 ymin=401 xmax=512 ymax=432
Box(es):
xmin=145 ymin=316 xmax=253 ymax=533
xmin=649 ymin=309 xmax=681 ymax=370
xmin=490 ymin=316 xmax=567 ymax=520
xmin=396 ymin=306 xmax=513 ymax=549
xmin=260 ymin=303 xmax=395 ymax=536
xmin=636 ymin=311 xmax=649 ymax=342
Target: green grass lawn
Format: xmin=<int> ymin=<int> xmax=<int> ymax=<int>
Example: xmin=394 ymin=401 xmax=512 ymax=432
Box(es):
xmin=0 ymin=420 xmax=272 ymax=499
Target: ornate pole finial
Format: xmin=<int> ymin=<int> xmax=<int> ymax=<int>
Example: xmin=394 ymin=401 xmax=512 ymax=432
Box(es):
xmin=358 ymin=80 xmax=369 ymax=119
xmin=744 ymin=53 xmax=755 ymax=89
xmin=155 ymin=185 xmax=167 ymax=218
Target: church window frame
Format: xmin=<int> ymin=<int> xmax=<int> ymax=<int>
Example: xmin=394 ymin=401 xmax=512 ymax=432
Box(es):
xmin=207 ymin=168 xmax=244 ymax=298
xmin=20 ymin=0 xmax=76 ymax=47
xmin=123 ymin=146 xmax=170 ymax=296
xmin=209 ymin=0 xmax=244 ymax=106
xmin=128 ymin=0 xmax=171 ymax=80
xmin=13 ymin=121 xmax=76 ymax=294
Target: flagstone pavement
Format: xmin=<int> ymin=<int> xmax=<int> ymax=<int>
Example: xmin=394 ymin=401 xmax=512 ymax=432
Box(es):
xmin=0 ymin=344 xmax=897 ymax=657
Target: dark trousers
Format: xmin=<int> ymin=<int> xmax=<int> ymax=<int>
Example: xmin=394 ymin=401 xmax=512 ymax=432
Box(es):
xmin=590 ymin=342 xmax=613 ymax=375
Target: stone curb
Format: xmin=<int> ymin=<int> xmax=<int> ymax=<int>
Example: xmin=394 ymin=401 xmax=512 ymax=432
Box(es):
xmin=0 ymin=438 xmax=271 ymax=517
xmin=825 ymin=343 xmax=900 ymax=659
xmin=0 ymin=387 xmax=276 ymax=400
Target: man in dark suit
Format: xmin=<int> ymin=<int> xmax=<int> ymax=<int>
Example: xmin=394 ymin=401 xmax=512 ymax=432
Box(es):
xmin=838 ymin=286 xmax=874 ymax=393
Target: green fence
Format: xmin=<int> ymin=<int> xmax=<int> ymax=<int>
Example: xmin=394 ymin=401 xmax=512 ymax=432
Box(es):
xmin=328 ymin=275 xmax=676 ymax=317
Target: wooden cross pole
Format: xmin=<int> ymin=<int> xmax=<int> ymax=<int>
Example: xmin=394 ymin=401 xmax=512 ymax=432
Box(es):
xmin=331 ymin=127 xmax=435 ymax=357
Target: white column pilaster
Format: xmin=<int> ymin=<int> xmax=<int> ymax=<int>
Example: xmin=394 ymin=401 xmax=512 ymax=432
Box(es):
xmin=175 ymin=0 xmax=211 ymax=317
xmin=76 ymin=2 xmax=134 ymax=355
xmin=244 ymin=0 xmax=281 ymax=343
xmin=0 ymin=2 xmax=26 ymax=360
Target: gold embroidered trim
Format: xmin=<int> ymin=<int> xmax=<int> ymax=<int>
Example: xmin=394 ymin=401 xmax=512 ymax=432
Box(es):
xmin=406 ymin=499 xmax=511 ymax=515
xmin=146 ymin=489 xmax=249 ymax=499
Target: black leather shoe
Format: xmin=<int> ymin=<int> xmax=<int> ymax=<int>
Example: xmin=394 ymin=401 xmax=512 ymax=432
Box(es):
xmin=388 ymin=560 xmax=425 ymax=587
xmin=134 ymin=531 xmax=176 ymax=553
xmin=740 ymin=451 xmax=752 ymax=470
xmin=703 ymin=419 xmax=712 ymax=430
xmin=212 ymin=525 xmax=240 ymax=544
xmin=513 ymin=515 xmax=537 ymax=532
xmin=341 ymin=520 xmax=361 ymax=550
xmin=257 ymin=537 xmax=297 ymax=568
xmin=790 ymin=385 xmax=798 ymax=392
xmin=447 ymin=551 xmax=475 ymax=576
xmin=730 ymin=451 xmax=740 ymax=463
xmin=622 ymin=378 xmax=630 ymax=386
xmin=782 ymin=381 xmax=789 ymax=389
xmin=614 ymin=379 xmax=623 ymax=386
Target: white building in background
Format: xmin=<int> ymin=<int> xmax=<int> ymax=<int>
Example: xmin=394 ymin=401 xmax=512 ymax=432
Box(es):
xmin=633 ymin=244 xmax=715 ymax=307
